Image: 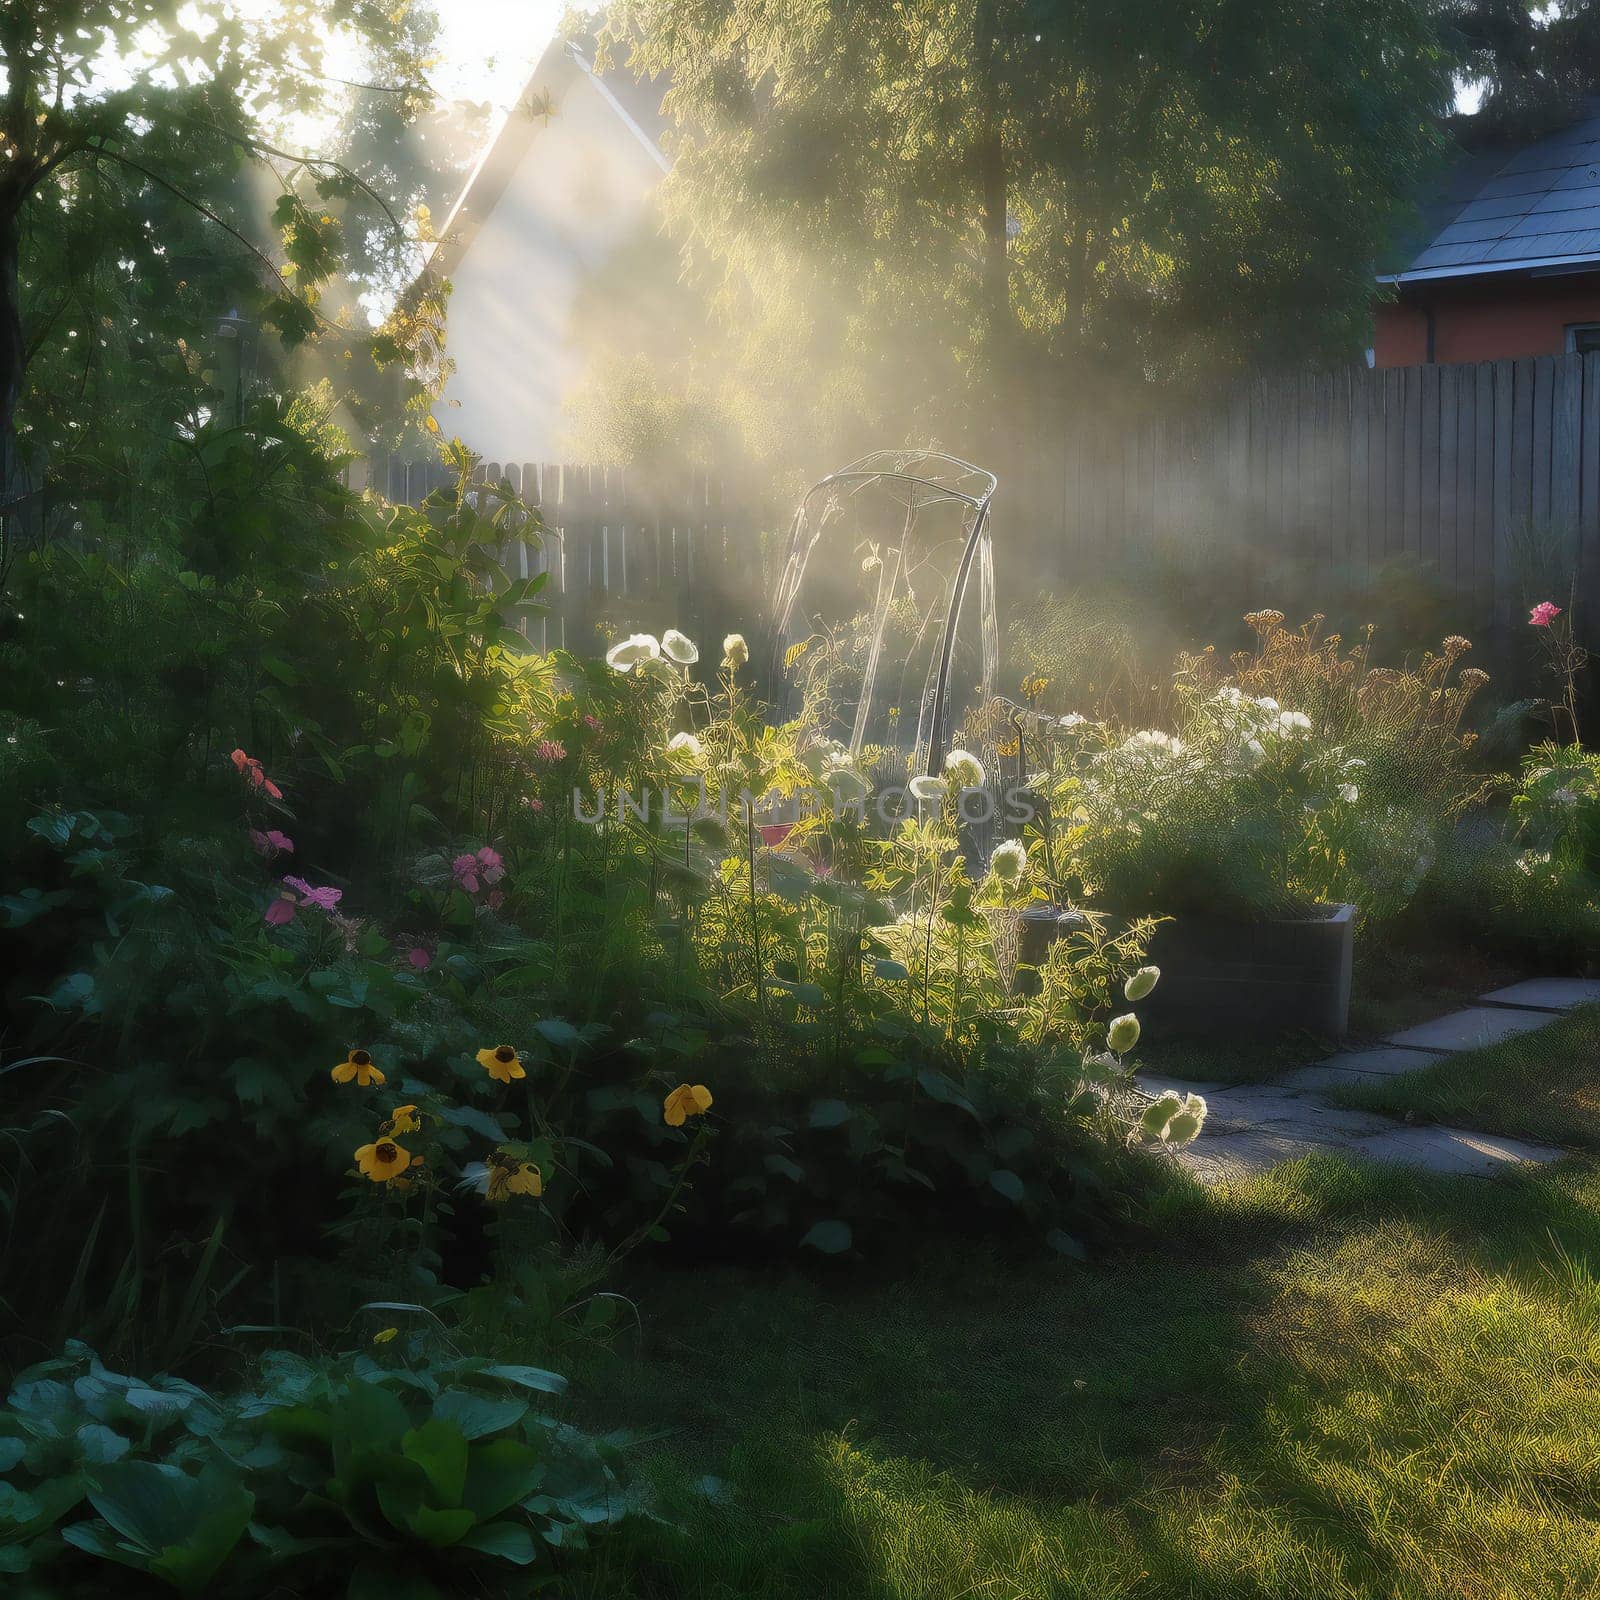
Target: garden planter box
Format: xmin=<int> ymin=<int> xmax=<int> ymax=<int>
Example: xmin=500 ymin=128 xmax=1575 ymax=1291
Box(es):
xmin=1140 ymin=904 xmax=1356 ymax=1038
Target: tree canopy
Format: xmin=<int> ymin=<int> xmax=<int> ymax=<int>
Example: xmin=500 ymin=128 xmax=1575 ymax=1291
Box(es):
xmin=590 ymin=0 xmax=1458 ymax=468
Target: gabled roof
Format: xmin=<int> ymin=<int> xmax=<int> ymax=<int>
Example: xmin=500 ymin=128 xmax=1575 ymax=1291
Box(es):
xmin=427 ymin=38 xmax=669 ymax=280
xmin=1380 ymin=98 xmax=1600 ymax=284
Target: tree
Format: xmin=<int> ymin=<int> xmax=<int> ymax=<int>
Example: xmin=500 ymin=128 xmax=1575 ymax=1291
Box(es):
xmin=0 ymin=1 xmax=436 ymax=493
xmin=595 ymin=0 xmax=1457 ymax=465
xmin=1444 ymin=1 xmax=1600 ymax=143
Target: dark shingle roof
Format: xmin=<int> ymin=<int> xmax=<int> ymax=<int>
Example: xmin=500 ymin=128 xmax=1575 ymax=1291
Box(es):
xmin=1381 ymin=99 xmax=1600 ymax=283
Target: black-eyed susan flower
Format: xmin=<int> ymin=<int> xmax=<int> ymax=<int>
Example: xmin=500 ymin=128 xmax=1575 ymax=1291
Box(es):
xmin=476 ymin=1044 xmax=525 ymax=1083
xmin=663 ymin=1083 xmax=713 ymax=1127
xmin=355 ymin=1138 xmax=410 ymax=1182
xmin=485 ymin=1148 xmax=542 ymax=1204
xmin=333 ymin=1049 xmax=385 ymax=1087
xmin=382 ymin=1104 xmax=422 ymax=1135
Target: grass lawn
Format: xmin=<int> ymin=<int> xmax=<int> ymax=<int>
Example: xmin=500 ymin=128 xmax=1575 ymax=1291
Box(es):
xmin=1330 ymin=1004 xmax=1600 ymax=1152
xmin=572 ymin=1155 xmax=1600 ymax=1599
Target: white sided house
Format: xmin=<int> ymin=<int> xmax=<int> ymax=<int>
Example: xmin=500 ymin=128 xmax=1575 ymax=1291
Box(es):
xmin=429 ymin=41 xmax=669 ymax=460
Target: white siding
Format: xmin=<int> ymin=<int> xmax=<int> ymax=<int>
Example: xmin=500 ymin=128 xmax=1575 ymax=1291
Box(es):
xmin=434 ymin=64 xmax=663 ymax=459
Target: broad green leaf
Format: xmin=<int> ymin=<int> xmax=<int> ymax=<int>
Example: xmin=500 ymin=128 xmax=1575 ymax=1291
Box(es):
xmin=402 ymin=1420 xmax=469 ymax=1506
xmin=800 ymin=1220 xmax=852 ymax=1254
xmin=987 ymin=1169 xmax=1025 ymax=1203
xmin=432 ymin=1390 xmax=527 ymax=1441
xmin=406 ymin=1503 xmax=476 ymax=1548
xmin=461 ymin=1438 xmax=544 ymax=1522
xmin=458 ymin=1519 xmax=539 ymax=1564
xmin=808 ymin=1099 xmax=852 ymax=1129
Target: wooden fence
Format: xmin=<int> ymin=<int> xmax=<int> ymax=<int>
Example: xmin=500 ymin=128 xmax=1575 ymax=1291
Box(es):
xmin=365 ymin=456 xmax=760 ymax=651
xmin=371 ymin=351 xmax=1600 ymax=661
xmin=1005 ymin=350 xmax=1600 ymax=648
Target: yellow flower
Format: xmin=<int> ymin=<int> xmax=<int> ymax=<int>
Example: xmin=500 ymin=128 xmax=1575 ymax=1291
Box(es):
xmin=485 ymin=1149 xmax=543 ymax=1204
xmin=355 ymin=1138 xmax=411 ymax=1182
xmin=332 ymin=1049 xmax=385 ymax=1087
xmin=663 ymin=1083 xmax=713 ymax=1127
xmin=383 ymin=1104 xmax=422 ymax=1135
xmin=372 ymin=1327 xmax=399 ymax=1345
xmin=476 ymin=1044 xmax=526 ymax=1083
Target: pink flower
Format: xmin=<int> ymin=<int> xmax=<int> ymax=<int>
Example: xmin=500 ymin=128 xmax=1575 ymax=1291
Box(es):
xmin=230 ymin=747 xmax=284 ymax=801
xmin=527 ymin=797 xmax=545 ymax=813
xmin=535 ymin=739 xmax=567 ymax=763
xmin=407 ymin=946 xmax=432 ymax=971
xmin=263 ymin=890 xmax=297 ymax=926
xmin=1529 ymin=601 xmax=1563 ymax=628
xmin=283 ymin=874 xmax=342 ymax=913
xmin=485 ymin=889 xmax=505 ymax=911
xmin=583 ymin=715 xmax=601 ymax=731
xmin=453 ymin=846 xmax=505 ymax=894
xmin=249 ymin=828 xmax=294 ymax=857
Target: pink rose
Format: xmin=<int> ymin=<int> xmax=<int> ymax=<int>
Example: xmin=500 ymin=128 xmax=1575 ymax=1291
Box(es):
xmin=1529 ymin=601 xmax=1563 ymax=628
xmin=407 ymin=946 xmax=432 ymax=971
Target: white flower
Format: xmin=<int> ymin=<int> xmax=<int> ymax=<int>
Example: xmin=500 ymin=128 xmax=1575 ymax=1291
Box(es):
xmin=605 ymin=632 xmax=661 ymax=672
xmin=1139 ymin=1090 xmax=1181 ymax=1137
xmin=667 ymin=731 xmax=703 ymax=759
xmin=636 ymin=655 xmax=678 ymax=686
xmin=1164 ymin=1093 xmax=1208 ymax=1145
xmin=1553 ymin=786 xmax=1580 ymax=808
xmin=1255 ymin=696 xmax=1280 ymax=713
xmin=944 ymin=747 xmax=986 ymax=789
xmin=909 ymin=774 xmax=947 ymax=802
xmin=661 ymin=629 xmax=699 ymax=665
xmin=1275 ymin=710 xmax=1313 ymax=737
xmin=721 ymin=633 xmax=749 ymax=669
xmin=989 ymin=839 xmax=1028 ymax=882
xmin=1123 ymin=965 xmax=1160 ymax=1002
xmin=1059 ymin=712 xmax=1087 ymax=729
xmin=1244 ymin=737 xmax=1266 ymax=765
xmin=1107 ymin=1013 xmax=1141 ymax=1054
xmin=1338 ymin=783 xmax=1360 ymax=804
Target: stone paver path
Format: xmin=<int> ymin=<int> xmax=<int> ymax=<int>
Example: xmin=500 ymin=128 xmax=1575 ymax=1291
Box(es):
xmin=1155 ymin=979 xmax=1600 ymax=1183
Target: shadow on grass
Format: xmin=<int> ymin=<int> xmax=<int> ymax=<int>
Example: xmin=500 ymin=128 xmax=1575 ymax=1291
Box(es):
xmin=567 ymin=1154 xmax=1600 ymax=1599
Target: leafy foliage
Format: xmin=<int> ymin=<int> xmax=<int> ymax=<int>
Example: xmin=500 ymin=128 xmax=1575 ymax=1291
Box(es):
xmin=0 ymin=1340 xmax=646 ymax=1596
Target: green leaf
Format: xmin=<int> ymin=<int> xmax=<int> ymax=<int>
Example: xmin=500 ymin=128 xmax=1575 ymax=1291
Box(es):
xmin=461 ymin=1437 xmax=544 ymax=1522
xmin=873 ymin=958 xmax=911 ymax=982
xmin=457 ymin=1519 xmax=539 ymax=1564
xmin=75 ymin=1424 xmax=131 ymax=1465
xmin=432 ymin=1390 xmax=527 ymax=1441
xmin=402 ymin=1420 xmax=469 ymax=1506
xmin=83 ymin=1461 xmax=253 ymax=1597
xmin=533 ymin=1017 xmax=579 ymax=1050
xmin=0 ymin=1438 xmax=24 ymax=1471
xmin=987 ymin=1169 xmax=1025 ymax=1203
xmin=1046 ymin=1229 xmax=1088 ymax=1261
xmin=475 ymin=1365 xmax=567 ymax=1397
xmin=808 ymin=1099 xmax=852 ymax=1129
xmin=406 ymin=1504 xmax=477 ymax=1548
xmin=800 ymin=1220 xmax=853 ymax=1255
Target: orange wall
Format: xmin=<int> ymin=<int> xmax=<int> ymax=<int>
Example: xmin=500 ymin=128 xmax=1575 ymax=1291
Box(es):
xmin=1374 ymin=272 xmax=1600 ymax=367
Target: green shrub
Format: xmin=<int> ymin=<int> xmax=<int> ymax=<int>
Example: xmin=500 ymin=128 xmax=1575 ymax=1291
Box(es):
xmin=0 ymin=1341 xmax=646 ymax=1597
